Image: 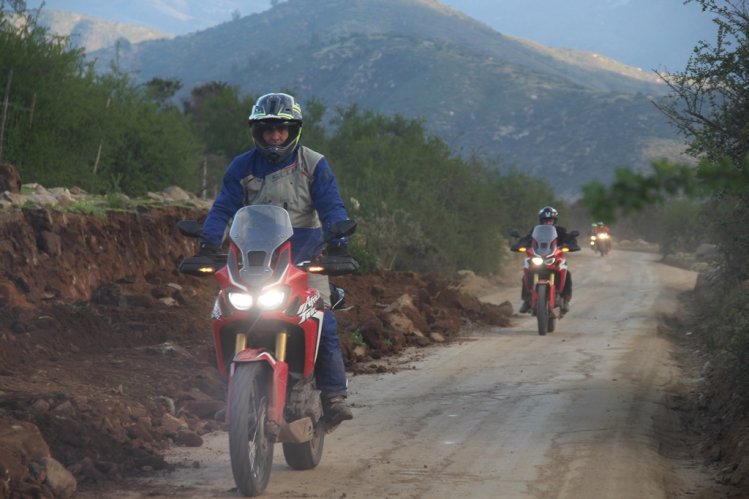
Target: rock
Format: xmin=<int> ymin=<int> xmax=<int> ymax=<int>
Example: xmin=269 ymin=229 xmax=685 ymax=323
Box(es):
xmin=30 ymin=399 xmax=51 ymax=413
xmin=429 ymin=332 xmax=446 ymax=343
xmin=0 ymin=278 xmax=32 ymax=308
xmin=0 ymin=417 xmax=51 ymax=491
xmin=47 ymin=187 xmax=76 ymax=206
xmin=41 ymin=457 xmax=77 ymax=499
xmin=180 ymin=400 xmax=226 ymax=420
xmin=174 ymin=429 xmax=203 ymax=447
xmin=384 ymin=312 xmax=416 ymax=336
xmin=51 ymin=400 xmax=76 ymax=417
xmin=161 ymin=186 xmax=192 ymax=202
xmin=160 ymin=413 xmax=188 ymax=435
xmin=0 ymin=163 xmax=21 ymax=193
xmin=37 ymin=231 xmax=62 ymax=256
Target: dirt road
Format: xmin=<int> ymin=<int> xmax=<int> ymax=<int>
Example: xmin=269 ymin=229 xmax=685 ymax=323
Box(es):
xmin=93 ymin=248 xmax=713 ymax=498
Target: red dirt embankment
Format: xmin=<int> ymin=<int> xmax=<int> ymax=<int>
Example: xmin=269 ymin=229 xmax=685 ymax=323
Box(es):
xmin=0 ymin=205 xmax=513 ymax=498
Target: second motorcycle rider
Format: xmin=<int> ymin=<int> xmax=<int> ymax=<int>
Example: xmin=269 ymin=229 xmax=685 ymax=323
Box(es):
xmin=512 ymin=206 xmax=580 ymax=314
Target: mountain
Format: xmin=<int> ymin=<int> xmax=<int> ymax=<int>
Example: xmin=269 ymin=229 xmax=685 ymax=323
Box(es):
xmin=35 ymin=9 xmax=170 ymax=52
xmin=81 ymin=0 xmax=688 ymax=198
xmin=30 ymin=0 xmax=715 ymax=71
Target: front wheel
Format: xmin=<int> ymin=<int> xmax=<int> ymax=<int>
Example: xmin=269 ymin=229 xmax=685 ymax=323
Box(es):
xmin=282 ymin=426 xmax=324 ymax=470
xmin=536 ymin=286 xmax=549 ymax=336
xmin=229 ymin=363 xmax=274 ymax=497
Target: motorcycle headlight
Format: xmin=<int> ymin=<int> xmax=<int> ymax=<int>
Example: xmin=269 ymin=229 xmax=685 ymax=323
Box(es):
xmin=590 ymin=235 xmax=597 ymax=241
xmin=228 ymin=291 xmax=253 ymax=310
xmin=598 ymin=233 xmax=609 ymax=239
xmin=545 ymin=256 xmax=556 ymax=265
xmin=257 ymin=288 xmax=287 ymax=310
xmin=531 ymin=256 xmax=544 ymax=266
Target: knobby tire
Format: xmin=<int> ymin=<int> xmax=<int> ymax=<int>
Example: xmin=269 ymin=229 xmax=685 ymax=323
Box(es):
xmin=229 ymin=363 xmax=274 ymax=497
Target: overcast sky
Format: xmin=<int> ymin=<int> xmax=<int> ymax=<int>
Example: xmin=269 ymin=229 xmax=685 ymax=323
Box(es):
xmin=26 ymin=0 xmax=718 ymax=72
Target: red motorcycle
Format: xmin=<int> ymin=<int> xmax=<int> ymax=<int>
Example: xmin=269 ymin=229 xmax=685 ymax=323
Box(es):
xmin=177 ymin=204 xmax=357 ymax=497
xmin=590 ymin=231 xmax=611 ymax=256
xmin=512 ymin=225 xmax=578 ymax=335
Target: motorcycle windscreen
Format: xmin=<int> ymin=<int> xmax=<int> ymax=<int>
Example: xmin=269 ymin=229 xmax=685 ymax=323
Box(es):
xmin=531 ymin=224 xmax=558 ymax=257
xmin=228 ymin=205 xmax=294 ymax=285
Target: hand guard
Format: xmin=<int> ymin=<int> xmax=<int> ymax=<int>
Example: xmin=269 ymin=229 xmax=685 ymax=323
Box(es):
xmin=317 ymin=254 xmax=360 ymax=276
xmin=196 ymin=241 xmax=219 ymax=257
xmin=325 ymin=243 xmax=350 ymax=257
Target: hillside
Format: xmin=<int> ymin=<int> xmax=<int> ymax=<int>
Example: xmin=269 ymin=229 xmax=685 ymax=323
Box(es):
xmin=35 ymin=9 xmax=170 ymax=52
xmin=80 ymin=0 xmax=686 ymax=199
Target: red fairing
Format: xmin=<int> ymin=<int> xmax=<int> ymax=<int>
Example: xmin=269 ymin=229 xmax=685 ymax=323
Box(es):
xmin=521 ymin=231 xmax=569 ymax=313
xmin=209 ymin=222 xmax=325 ymax=427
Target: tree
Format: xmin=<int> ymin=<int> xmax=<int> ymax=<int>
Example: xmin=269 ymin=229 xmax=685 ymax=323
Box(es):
xmin=581 ymin=0 xmax=749 ymax=316
xmin=654 ymin=0 xmax=749 ymax=165
xmin=0 ymin=4 xmax=203 ymax=194
xmin=584 ymin=1 xmax=749 ymax=226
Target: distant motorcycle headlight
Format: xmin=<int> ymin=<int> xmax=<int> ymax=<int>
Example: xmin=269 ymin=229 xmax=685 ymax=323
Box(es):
xmin=545 ymin=257 xmax=556 ymax=265
xmin=228 ymin=292 xmax=253 ymax=310
xmin=258 ymin=288 xmax=287 ymax=309
xmin=598 ymin=233 xmax=609 ymax=239
xmin=590 ymin=235 xmax=597 ymax=240
xmin=531 ymin=256 xmax=544 ymax=266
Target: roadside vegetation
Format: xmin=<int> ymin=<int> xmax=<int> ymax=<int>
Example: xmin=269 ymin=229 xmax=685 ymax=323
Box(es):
xmin=0 ymin=1 xmax=556 ymax=277
xmin=582 ymin=0 xmax=749 ymax=385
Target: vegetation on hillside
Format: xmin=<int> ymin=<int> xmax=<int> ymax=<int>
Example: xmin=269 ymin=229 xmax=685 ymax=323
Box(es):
xmin=582 ymin=0 xmax=749 ymax=382
xmin=83 ymin=0 xmax=680 ymax=197
xmin=0 ymin=2 xmax=557 ymax=277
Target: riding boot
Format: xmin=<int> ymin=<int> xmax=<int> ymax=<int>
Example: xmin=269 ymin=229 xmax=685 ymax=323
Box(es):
xmin=322 ymin=394 xmax=353 ymax=426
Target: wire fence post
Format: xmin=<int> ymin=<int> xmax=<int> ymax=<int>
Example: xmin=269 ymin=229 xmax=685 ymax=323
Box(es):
xmin=201 ymin=156 xmax=207 ymax=200
xmin=0 ymin=69 xmax=13 ymax=164
xmin=92 ymin=95 xmax=111 ymax=175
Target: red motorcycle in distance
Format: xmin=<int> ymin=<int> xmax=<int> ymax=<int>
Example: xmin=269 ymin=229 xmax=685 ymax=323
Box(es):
xmin=589 ymin=231 xmax=611 ymax=256
xmin=511 ymin=225 xmax=578 ymax=335
xmin=177 ymin=205 xmax=358 ymax=497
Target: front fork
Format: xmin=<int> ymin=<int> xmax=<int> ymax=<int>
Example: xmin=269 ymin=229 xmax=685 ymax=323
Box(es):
xmin=232 ymin=331 xmax=289 ymax=426
xmin=532 ymin=273 xmax=556 ymax=311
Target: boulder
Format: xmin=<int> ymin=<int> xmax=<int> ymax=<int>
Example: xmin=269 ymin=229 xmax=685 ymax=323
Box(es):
xmin=0 ymin=163 xmax=21 ymax=193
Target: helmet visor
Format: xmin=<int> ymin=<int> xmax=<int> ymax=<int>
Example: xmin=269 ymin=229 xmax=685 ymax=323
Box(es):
xmin=253 ymin=120 xmax=295 ymax=134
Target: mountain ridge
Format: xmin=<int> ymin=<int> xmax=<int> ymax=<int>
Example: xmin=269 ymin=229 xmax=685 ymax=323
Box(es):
xmin=45 ymin=0 xmax=688 ymax=198
xmin=36 ymin=9 xmax=170 ymax=52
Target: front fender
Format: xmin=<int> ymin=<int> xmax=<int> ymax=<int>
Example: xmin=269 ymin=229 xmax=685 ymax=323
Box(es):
xmin=230 ymin=351 xmax=289 ymax=426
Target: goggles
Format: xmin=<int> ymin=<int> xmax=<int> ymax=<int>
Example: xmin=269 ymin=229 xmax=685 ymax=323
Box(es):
xmin=254 ymin=121 xmax=295 ymax=133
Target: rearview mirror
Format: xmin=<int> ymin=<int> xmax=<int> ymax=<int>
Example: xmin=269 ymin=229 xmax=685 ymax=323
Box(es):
xmin=177 ymin=220 xmax=203 ymax=238
xmin=328 ymin=219 xmax=357 ymax=239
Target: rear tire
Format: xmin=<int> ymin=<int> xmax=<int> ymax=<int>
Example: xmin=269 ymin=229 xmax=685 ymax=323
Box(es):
xmin=282 ymin=426 xmax=324 ymax=470
xmin=536 ymin=286 xmax=549 ymax=336
xmin=229 ymin=363 xmax=274 ymax=497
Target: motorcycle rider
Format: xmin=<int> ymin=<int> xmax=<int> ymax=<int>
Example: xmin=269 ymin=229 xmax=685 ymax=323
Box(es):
xmin=512 ymin=206 xmax=580 ymax=314
xmin=594 ymin=222 xmax=611 ymax=236
xmin=195 ymin=92 xmax=357 ymax=426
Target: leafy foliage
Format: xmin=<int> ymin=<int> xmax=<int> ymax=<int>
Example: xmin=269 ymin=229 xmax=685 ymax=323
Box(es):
xmin=315 ymin=106 xmax=555 ymax=275
xmin=84 ymin=0 xmax=680 ymax=198
xmin=0 ymin=4 xmax=560 ymax=277
xmin=0 ymin=6 xmax=202 ymax=195
xmin=581 ymin=0 xmax=749 ymax=383
xmin=654 ymin=0 xmax=749 ymax=164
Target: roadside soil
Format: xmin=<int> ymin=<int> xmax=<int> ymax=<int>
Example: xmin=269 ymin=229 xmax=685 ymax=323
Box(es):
xmin=0 ymin=206 xmax=512 ymax=498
